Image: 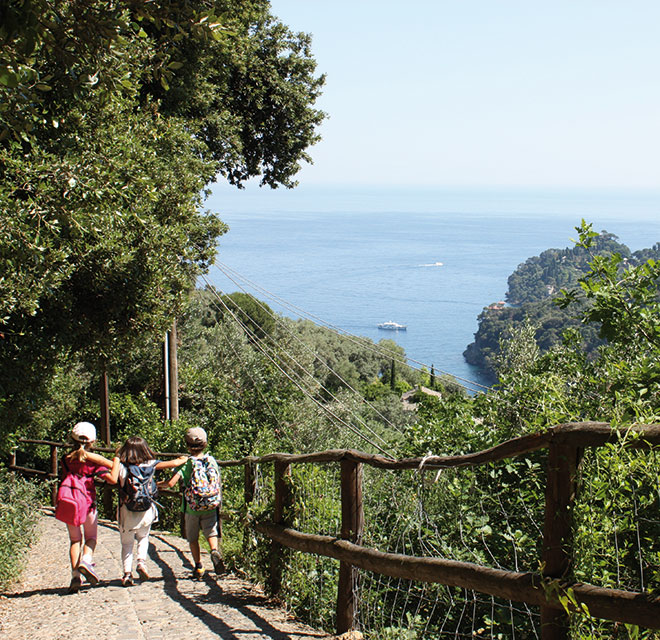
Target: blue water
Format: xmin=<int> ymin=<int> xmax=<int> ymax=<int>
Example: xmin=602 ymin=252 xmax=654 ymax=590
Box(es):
xmin=204 ymin=185 xmax=660 ymax=391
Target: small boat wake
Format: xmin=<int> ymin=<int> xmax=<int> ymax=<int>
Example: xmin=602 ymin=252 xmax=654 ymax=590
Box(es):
xmin=419 ymin=261 xmax=444 ymax=267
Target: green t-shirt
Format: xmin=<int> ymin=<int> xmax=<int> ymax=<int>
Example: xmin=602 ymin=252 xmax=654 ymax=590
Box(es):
xmin=177 ymin=456 xmax=217 ymax=515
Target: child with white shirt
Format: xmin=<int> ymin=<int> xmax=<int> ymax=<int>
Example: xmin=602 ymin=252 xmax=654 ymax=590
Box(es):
xmin=106 ymin=436 xmax=186 ymax=586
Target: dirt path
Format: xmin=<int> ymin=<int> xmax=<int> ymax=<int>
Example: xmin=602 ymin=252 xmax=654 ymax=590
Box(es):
xmin=0 ymin=511 xmax=332 ymax=640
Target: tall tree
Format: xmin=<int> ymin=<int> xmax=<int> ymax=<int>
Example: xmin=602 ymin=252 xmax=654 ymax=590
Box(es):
xmin=0 ymin=0 xmax=325 ymax=432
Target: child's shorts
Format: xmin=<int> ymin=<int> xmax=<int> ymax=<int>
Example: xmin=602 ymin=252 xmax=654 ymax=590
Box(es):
xmin=184 ymin=510 xmax=219 ymax=544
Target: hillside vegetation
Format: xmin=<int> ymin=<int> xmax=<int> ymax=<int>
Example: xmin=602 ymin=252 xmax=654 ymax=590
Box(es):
xmin=464 ymin=228 xmax=660 ymax=378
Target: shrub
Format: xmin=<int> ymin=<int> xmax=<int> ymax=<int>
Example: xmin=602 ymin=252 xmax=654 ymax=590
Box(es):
xmin=0 ymin=470 xmax=45 ymax=591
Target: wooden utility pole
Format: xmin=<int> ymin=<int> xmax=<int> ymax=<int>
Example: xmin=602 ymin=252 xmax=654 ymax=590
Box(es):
xmin=99 ymin=364 xmax=110 ymax=445
xmin=163 ymin=336 xmax=170 ymax=421
xmin=99 ymin=363 xmax=113 ymax=516
xmin=167 ymin=320 xmax=179 ymax=421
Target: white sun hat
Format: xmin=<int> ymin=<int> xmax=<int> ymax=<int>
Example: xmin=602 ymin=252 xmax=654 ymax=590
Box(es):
xmin=71 ymin=421 xmax=97 ymax=443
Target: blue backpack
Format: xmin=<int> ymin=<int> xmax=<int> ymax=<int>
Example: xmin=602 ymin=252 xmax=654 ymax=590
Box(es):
xmin=120 ymin=463 xmax=159 ymax=512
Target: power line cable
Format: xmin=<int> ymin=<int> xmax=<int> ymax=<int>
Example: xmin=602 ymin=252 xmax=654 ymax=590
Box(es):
xmin=202 ymin=276 xmax=395 ymax=455
xmin=209 ymin=263 xmax=562 ymax=424
xmin=201 ymin=277 xmax=394 ymax=457
xmin=213 ymin=261 xmax=490 ymax=393
xmin=212 ymin=262 xmax=406 ymax=435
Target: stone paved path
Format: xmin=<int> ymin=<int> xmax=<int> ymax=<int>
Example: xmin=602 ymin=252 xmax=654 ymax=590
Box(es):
xmin=0 ymin=511 xmax=332 ymax=640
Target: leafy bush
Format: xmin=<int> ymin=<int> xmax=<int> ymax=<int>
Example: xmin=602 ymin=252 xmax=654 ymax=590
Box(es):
xmin=0 ymin=470 xmax=45 ymax=591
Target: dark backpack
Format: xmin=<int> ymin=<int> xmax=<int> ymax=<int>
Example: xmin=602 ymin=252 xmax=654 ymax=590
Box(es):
xmin=120 ymin=463 xmax=159 ymax=512
xmin=55 ymin=459 xmax=94 ymax=526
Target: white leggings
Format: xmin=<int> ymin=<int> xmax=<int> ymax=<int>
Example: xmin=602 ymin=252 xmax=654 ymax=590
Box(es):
xmin=120 ymin=524 xmax=151 ymax=574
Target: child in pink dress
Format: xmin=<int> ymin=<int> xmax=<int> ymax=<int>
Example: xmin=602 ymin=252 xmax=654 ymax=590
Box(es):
xmin=57 ymin=421 xmax=114 ymax=593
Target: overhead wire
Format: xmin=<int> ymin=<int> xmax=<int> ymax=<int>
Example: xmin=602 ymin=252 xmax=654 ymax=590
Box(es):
xmin=202 ymin=275 xmax=396 ymax=456
xmin=209 ymin=262 xmax=562 ymax=424
xmin=204 ymin=276 xmax=403 ymax=446
xmin=213 ymin=260 xmax=490 ymax=394
xmin=212 ymin=262 xmax=406 ymax=435
xmin=201 ymin=275 xmax=394 ymax=457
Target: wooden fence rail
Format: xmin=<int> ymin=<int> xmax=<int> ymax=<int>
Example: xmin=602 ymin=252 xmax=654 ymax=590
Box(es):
xmin=9 ymin=422 xmax=660 ymax=639
xmin=8 ymin=439 xmax=186 ymax=519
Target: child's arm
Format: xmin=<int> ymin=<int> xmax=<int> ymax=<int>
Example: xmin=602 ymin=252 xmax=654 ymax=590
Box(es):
xmin=82 ymin=451 xmax=113 ymax=468
xmin=157 ymin=470 xmax=182 ymax=491
xmin=155 ymin=456 xmax=188 ymax=471
xmin=103 ymin=456 xmax=121 ymax=485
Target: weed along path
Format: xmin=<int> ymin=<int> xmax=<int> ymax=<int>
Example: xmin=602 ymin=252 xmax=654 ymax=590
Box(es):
xmin=0 ymin=511 xmax=331 ymax=640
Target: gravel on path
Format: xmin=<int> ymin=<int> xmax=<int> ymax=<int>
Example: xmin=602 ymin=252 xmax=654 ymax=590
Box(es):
xmin=0 ymin=511 xmax=332 ymax=640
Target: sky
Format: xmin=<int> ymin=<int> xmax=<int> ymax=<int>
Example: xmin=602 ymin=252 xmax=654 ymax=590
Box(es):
xmin=258 ymin=1 xmax=660 ymax=190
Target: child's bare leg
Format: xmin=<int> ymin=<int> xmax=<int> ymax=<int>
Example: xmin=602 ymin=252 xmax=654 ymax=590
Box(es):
xmin=82 ymin=538 xmax=97 ymax=558
xmin=207 ymin=535 xmax=218 ymax=552
xmin=66 ymin=523 xmax=83 ymax=574
xmin=189 ymin=540 xmax=202 ymax=565
xmin=80 ymin=509 xmax=98 ymax=562
xmin=69 ymin=540 xmax=82 ymax=572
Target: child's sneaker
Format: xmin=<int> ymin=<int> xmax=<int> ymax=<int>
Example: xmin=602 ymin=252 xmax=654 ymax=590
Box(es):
xmin=136 ymin=562 xmax=149 ymax=581
xmin=211 ymin=550 xmax=225 ymax=575
xmin=67 ymin=576 xmax=82 ymax=594
xmin=77 ymin=560 xmax=99 ymax=585
xmin=193 ymin=564 xmax=205 ymax=580
xmin=122 ymin=573 xmax=134 ymax=587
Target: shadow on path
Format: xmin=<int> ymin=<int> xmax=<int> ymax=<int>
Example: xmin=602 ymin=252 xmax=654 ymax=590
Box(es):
xmin=149 ymin=533 xmax=327 ymax=639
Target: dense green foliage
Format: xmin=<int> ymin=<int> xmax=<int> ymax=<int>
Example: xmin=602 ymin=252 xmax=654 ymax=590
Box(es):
xmin=0 ymin=0 xmax=325 ymax=443
xmin=464 ymin=228 xmax=660 ymax=377
xmin=0 ymin=470 xmax=45 ymax=590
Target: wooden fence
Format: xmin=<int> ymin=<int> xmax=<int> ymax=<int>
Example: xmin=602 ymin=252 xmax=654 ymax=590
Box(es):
xmin=9 ymin=421 xmax=660 ymax=639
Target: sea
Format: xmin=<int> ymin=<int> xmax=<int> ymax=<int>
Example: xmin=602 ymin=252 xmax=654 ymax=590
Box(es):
xmin=203 ymin=185 xmax=660 ymax=391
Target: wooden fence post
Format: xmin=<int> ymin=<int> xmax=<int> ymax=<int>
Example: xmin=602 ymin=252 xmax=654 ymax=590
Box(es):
xmin=269 ymin=461 xmax=292 ymax=594
xmin=541 ymin=443 xmax=582 ymax=639
xmin=336 ymin=459 xmax=364 ymax=635
xmin=243 ymin=462 xmax=257 ymax=555
xmin=244 ymin=462 xmax=257 ymax=505
xmin=50 ymin=444 xmax=59 ymax=507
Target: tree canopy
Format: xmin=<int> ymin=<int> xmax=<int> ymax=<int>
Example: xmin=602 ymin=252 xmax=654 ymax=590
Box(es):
xmin=0 ymin=0 xmax=325 ymax=427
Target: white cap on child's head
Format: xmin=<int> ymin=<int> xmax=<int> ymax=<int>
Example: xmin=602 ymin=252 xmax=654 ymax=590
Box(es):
xmin=72 ymin=421 xmax=97 ymax=443
xmin=185 ymin=427 xmax=207 ymax=447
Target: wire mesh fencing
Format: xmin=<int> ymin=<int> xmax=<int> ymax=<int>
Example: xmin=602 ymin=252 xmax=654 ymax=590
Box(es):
xmin=221 ymin=430 xmax=660 ymax=639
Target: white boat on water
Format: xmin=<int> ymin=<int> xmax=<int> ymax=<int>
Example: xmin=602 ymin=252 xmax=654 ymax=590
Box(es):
xmin=378 ymin=321 xmax=407 ymax=331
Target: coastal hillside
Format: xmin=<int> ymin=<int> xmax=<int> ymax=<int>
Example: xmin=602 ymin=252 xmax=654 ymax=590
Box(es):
xmin=464 ymin=231 xmax=660 ymax=377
